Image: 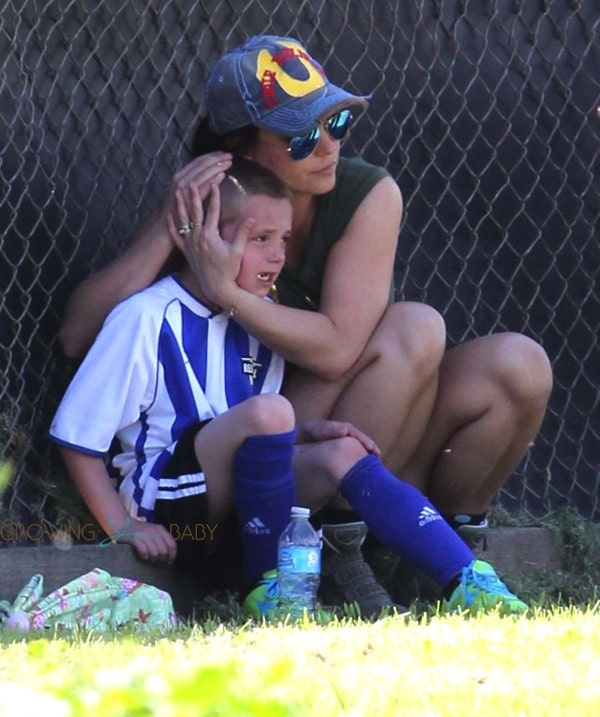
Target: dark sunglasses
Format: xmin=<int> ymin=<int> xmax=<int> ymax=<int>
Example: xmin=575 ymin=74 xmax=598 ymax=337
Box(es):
xmin=286 ymin=108 xmax=353 ymax=160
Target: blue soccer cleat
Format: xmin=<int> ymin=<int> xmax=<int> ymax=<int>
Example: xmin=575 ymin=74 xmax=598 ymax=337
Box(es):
xmin=243 ymin=569 xmax=279 ymax=620
xmin=444 ymin=560 xmax=528 ymax=615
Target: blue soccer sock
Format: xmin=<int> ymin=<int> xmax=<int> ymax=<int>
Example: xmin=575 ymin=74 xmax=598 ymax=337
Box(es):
xmin=233 ymin=430 xmax=296 ymax=586
xmin=339 ymin=453 xmax=474 ymax=588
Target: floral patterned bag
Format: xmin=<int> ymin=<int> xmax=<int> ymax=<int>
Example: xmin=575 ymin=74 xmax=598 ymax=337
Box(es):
xmin=0 ymin=567 xmax=177 ymax=633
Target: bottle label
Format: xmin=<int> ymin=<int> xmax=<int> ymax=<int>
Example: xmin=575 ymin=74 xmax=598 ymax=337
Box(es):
xmin=278 ymin=546 xmax=321 ymax=574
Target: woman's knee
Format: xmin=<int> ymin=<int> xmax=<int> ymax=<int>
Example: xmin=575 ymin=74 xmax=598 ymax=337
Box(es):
xmin=379 ymin=302 xmax=446 ymax=377
xmin=242 ymin=393 xmax=295 ymax=435
xmin=493 ymin=333 xmax=553 ymax=408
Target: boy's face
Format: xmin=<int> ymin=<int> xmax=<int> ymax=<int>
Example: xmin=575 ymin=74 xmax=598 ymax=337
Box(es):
xmin=221 ymin=194 xmax=292 ymax=298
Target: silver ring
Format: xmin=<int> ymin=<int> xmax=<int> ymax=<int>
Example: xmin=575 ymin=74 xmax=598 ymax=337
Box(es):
xmin=177 ymin=224 xmax=191 ymax=235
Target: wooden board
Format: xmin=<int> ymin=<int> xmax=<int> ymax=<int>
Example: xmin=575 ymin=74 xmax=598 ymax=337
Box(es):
xmin=0 ymin=527 xmax=567 ymax=616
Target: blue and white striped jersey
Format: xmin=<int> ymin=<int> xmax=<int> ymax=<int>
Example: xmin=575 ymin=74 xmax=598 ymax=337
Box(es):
xmin=50 ymin=274 xmax=284 ymax=517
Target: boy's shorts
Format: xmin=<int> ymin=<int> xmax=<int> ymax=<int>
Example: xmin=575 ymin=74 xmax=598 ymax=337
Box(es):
xmin=152 ymin=421 xmax=243 ymax=590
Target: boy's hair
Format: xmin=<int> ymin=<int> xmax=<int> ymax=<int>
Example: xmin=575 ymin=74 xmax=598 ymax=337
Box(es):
xmin=218 ymin=157 xmax=292 ymax=227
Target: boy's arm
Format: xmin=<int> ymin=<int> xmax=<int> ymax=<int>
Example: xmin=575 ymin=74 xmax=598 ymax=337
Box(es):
xmin=60 ymin=447 xmax=177 ymax=564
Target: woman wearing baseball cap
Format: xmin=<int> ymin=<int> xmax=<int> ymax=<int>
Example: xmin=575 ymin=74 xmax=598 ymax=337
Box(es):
xmin=60 ymin=35 xmax=552 ymax=614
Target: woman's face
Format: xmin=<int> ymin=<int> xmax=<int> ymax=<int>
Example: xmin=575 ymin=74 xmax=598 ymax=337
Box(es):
xmin=248 ymin=119 xmax=344 ymax=197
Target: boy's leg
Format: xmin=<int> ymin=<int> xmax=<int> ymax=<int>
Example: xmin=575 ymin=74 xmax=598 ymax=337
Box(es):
xmin=294 ymin=439 xmax=527 ymax=613
xmin=295 ymin=438 xmax=473 ymax=589
xmin=339 ymin=453 xmax=474 ymax=588
xmin=232 ymin=430 xmax=296 ymax=585
xmin=193 ymin=394 xmax=297 ymax=618
xmin=154 ymin=395 xmax=297 ymax=602
xmin=339 ymin=453 xmax=527 ymax=613
xmin=292 ymin=440 xmax=399 ymax=616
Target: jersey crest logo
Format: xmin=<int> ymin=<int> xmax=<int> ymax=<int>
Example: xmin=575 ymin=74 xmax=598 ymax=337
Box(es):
xmin=241 ymin=355 xmax=262 ymax=385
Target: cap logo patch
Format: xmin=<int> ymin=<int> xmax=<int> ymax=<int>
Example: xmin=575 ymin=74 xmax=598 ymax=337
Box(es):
xmin=256 ymin=40 xmax=326 ymax=109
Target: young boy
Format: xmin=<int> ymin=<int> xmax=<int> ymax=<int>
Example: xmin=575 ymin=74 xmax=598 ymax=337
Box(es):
xmin=51 ymin=158 xmax=529 ymax=619
xmin=50 ymin=158 xmax=304 ymax=614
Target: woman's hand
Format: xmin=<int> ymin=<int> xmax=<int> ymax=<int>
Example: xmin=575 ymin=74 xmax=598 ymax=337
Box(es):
xmin=166 ymin=182 xmax=254 ymax=307
xmin=160 ymin=152 xmax=232 ymax=245
xmin=296 ymin=419 xmax=381 ymax=456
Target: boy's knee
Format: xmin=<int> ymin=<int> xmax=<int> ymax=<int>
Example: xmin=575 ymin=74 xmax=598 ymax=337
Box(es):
xmin=244 ymin=393 xmax=295 ymax=435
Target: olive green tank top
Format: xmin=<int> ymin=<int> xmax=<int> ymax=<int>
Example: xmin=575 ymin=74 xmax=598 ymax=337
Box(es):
xmin=275 ymin=156 xmax=391 ymax=311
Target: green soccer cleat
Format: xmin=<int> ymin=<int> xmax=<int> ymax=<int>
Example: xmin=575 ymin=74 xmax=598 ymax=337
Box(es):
xmin=444 ymin=560 xmax=528 ymax=615
xmin=243 ymin=569 xmax=278 ymax=620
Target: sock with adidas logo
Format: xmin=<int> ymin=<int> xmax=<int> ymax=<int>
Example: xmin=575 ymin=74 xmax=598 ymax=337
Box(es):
xmin=233 ymin=430 xmax=296 ymax=585
xmin=339 ymin=453 xmax=474 ymax=588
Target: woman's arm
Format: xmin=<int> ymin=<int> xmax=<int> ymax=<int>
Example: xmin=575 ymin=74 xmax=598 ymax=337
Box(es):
xmin=296 ymin=418 xmax=381 ymax=456
xmin=181 ymin=176 xmax=403 ymax=380
xmin=59 ymin=208 xmax=174 ymax=358
xmin=60 ymin=448 xmax=177 ymax=563
xmin=59 ymin=152 xmax=232 ymax=358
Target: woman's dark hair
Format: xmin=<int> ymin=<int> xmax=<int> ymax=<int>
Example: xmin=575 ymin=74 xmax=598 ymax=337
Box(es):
xmin=191 ymin=116 xmax=260 ymax=158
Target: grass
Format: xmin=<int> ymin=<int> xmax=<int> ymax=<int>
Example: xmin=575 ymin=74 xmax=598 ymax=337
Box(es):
xmin=0 ymin=523 xmax=599 ymax=716
xmin=3 ymin=414 xmax=600 ymax=715
xmin=1 ymin=607 xmax=600 ymax=716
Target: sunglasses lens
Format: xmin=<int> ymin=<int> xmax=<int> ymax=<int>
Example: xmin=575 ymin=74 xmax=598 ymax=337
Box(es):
xmin=288 ymin=128 xmax=320 ymax=160
xmin=287 ymin=109 xmax=353 ymax=160
xmin=327 ymin=109 xmax=353 ymax=140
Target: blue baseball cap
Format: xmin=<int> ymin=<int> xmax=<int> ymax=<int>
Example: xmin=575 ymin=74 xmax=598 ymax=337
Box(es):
xmin=205 ymin=35 xmax=369 ymax=137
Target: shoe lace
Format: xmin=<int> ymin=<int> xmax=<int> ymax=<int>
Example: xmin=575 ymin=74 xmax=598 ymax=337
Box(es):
xmin=260 ymin=575 xmax=278 ymax=601
xmin=463 ymin=564 xmax=514 ymax=598
xmin=326 ymin=551 xmax=391 ymax=602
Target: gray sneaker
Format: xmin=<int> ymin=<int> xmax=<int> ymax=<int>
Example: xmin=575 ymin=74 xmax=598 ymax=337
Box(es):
xmin=319 ymin=521 xmax=406 ymax=618
xmin=457 ymin=518 xmax=489 ymax=553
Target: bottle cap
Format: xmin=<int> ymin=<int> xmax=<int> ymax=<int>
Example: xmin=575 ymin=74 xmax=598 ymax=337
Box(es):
xmin=290 ymin=506 xmax=310 ymax=518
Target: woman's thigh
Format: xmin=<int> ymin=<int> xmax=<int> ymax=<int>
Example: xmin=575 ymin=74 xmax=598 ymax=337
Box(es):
xmin=431 ymin=331 xmax=552 ymax=424
xmin=283 ymin=301 xmax=446 ymax=423
xmin=401 ymin=331 xmax=552 ymax=481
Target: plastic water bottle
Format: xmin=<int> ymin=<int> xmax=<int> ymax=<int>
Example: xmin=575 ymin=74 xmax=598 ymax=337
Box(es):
xmin=277 ymin=506 xmax=321 ymax=617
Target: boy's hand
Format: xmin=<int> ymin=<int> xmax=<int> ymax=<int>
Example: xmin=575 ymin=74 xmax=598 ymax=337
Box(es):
xmin=296 ymin=419 xmax=381 ymax=456
xmin=107 ymin=517 xmax=177 ymax=564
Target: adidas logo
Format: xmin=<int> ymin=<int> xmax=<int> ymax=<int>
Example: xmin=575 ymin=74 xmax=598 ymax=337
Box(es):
xmin=243 ymin=517 xmax=270 ymax=535
xmin=418 ymin=505 xmax=442 ymax=527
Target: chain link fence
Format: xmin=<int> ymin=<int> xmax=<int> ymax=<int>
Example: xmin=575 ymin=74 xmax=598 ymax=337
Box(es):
xmin=1 ymin=0 xmax=599 ymax=540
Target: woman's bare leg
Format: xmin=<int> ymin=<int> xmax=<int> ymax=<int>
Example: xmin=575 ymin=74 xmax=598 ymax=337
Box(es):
xmin=401 ymin=332 xmax=553 ymax=514
xmin=283 ymin=302 xmax=447 ymax=471
xmin=286 ymin=301 xmax=552 ymax=517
